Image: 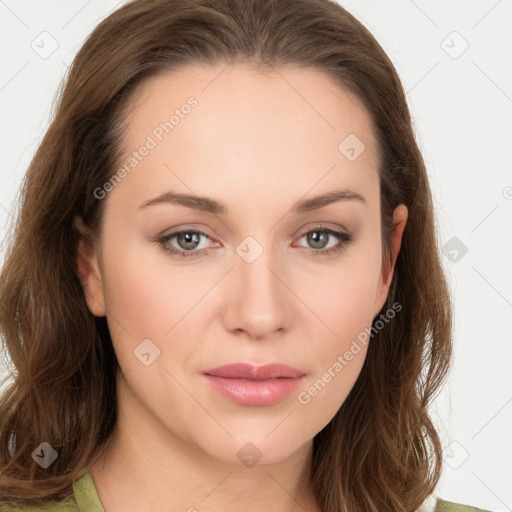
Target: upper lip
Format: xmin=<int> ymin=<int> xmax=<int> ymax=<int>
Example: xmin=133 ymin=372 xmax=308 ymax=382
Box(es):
xmin=203 ymin=363 xmax=305 ymax=380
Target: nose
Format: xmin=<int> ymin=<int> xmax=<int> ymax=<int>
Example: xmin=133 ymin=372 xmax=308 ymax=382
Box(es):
xmin=221 ymin=241 xmax=292 ymax=340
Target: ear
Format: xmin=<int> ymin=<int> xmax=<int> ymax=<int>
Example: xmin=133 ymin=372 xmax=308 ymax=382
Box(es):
xmin=74 ymin=216 xmax=106 ymax=317
xmin=373 ymin=204 xmax=408 ymax=316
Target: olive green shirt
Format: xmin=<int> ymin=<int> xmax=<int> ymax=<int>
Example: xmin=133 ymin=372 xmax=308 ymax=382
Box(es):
xmin=0 ymin=470 xmax=495 ymax=511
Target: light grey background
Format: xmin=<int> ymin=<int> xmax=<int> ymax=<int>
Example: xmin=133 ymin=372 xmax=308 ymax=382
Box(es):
xmin=0 ymin=1 xmax=511 ymax=510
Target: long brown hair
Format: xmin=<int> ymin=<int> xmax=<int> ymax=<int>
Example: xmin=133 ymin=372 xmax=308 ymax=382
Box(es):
xmin=0 ymin=0 xmax=452 ymax=510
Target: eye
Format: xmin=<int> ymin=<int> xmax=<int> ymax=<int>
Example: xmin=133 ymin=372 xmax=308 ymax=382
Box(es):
xmin=157 ymin=229 xmax=214 ymax=258
xmin=294 ymin=226 xmax=354 ymax=256
xmin=157 ymin=226 xmax=354 ymax=259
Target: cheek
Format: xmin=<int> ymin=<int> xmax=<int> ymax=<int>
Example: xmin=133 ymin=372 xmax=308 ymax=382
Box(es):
xmin=310 ymin=274 xmax=376 ymax=331
xmin=305 ymin=282 xmax=373 ymax=386
xmin=299 ymin=249 xmax=381 ymax=349
xmin=99 ymin=235 xmax=185 ymax=369
xmin=296 ymin=282 xmax=373 ymax=426
xmin=293 ymin=253 xmax=380 ymax=418
xmin=296 ymin=341 xmax=368 ymax=433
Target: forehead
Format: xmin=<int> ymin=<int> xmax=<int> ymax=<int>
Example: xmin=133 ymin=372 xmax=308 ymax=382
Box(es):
xmin=111 ymin=62 xmax=380 ymax=215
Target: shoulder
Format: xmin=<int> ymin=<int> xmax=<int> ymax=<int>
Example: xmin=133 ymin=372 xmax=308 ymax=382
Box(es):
xmin=0 ymin=498 xmax=77 ymax=511
xmin=0 ymin=471 xmax=96 ymax=512
xmin=434 ymin=497 xmax=496 ymax=512
xmin=2 ymin=483 xmax=495 ymax=512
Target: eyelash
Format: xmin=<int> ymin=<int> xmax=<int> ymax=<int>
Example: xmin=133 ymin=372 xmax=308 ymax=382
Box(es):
xmin=157 ymin=226 xmax=353 ymax=259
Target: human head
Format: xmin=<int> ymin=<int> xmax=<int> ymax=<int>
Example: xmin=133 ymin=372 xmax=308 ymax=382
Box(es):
xmin=0 ymin=1 xmax=452 ymax=510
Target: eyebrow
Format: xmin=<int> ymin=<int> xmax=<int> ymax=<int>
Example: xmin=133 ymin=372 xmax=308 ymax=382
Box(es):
xmin=138 ymin=188 xmax=366 ymax=214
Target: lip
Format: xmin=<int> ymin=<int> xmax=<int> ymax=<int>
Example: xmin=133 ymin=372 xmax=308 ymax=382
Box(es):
xmin=202 ymin=363 xmax=306 ymax=406
xmin=204 ymin=363 xmax=305 ymax=380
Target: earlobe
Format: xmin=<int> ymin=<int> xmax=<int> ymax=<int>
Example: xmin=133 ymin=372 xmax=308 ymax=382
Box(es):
xmin=73 ymin=216 xmax=106 ymax=317
xmin=374 ymin=204 xmax=408 ymax=315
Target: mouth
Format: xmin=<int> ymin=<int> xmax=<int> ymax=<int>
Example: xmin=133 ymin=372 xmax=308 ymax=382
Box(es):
xmin=202 ymin=363 xmax=306 ymax=406
xmin=203 ymin=362 xmax=306 ymax=379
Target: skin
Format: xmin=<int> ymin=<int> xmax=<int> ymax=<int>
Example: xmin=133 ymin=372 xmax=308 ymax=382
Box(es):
xmin=75 ymin=62 xmax=408 ymax=512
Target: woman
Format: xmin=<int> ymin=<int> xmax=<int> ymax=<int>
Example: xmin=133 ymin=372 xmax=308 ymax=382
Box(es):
xmin=0 ymin=0 xmax=494 ymax=510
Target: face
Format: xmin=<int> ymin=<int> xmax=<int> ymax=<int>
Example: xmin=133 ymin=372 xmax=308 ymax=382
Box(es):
xmin=75 ymin=63 xmax=407 ymax=467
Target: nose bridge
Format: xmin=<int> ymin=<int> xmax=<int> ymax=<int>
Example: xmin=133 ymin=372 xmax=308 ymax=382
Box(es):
xmin=224 ymin=233 xmax=290 ymax=337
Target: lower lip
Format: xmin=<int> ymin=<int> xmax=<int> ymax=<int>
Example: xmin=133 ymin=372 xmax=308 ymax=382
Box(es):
xmin=203 ymin=374 xmax=304 ymax=406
